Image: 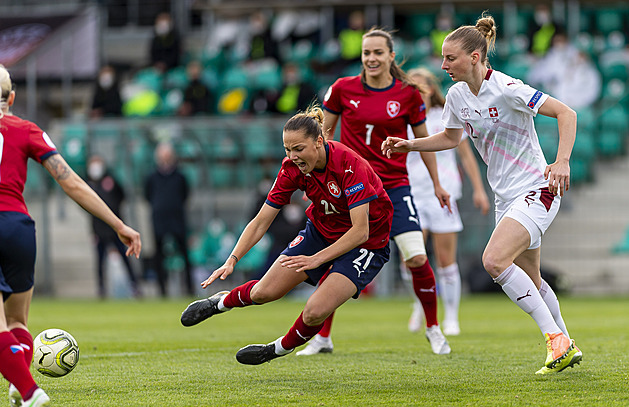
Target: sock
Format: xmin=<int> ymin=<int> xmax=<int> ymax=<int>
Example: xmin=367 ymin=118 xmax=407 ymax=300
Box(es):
xmin=436 ymin=263 xmax=461 ymax=323
xmin=10 ymin=328 xmax=33 ymax=365
xmin=281 ymin=312 xmax=324 ymax=350
xmin=539 ymin=279 xmax=570 ymax=339
xmin=0 ymin=331 xmax=38 ymax=400
xmin=221 ymin=280 xmax=259 ymax=309
xmin=409 ymin=261 xmax=438 ymax=327
xmin=494 ymin=264 xmax=561 ymax=336
xmin=317 ymin=312 xmax=334 ymax=338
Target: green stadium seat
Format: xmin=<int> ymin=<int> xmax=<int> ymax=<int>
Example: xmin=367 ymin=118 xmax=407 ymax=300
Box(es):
xmin=572 ymin=130 xmax=596 ymax=162
xmin=208 ymin=162 xmax=234 ymax=189
xmin=570 ymin=157 xmax=590 ymax=184
xmin=164 ymin=66 xmax=189 ymax=90
xmin=612 ymin=227 xmax=629 ymax=254
xmin=251 ymin=65 xmax=282 ymax=91
xmin=595 ymin=9 xmax=624 ymax=35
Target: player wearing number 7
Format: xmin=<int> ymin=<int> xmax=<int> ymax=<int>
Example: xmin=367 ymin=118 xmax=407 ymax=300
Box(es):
xmin=180 ymin=106 xmax=393 ymax=365
xmin=298 ymin=28 xmax=452 ymax=357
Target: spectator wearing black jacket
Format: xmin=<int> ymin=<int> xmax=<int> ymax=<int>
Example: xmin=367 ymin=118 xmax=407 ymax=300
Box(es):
xmin=150 ymin=12 xmax=181 ymax=73
xmin=90 ymin=65 xmax=123 ymax=118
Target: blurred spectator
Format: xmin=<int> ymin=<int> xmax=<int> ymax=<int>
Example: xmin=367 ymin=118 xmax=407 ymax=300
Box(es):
xmin=430 ymin=13 xmax=454 ymax=56
xmin=86 ymin=155 xmax=141 ymax=298
xmin=527 ymin=4 xmax=558 ymax=57
xmin=275 ymin=62 xmax=317 ymax=114
xmin=144 ymin=142 xmax=193 ymax=297
xmin=90 ymin=65 xmax=123 ymax=118
xmin=338 ymin=10 xmax=365 ymax=64
xmin=248 ymin=11 xmax=281 ymax=65
xmin=178 ymin=60 xmax=213 ymax=116
xmin=527 ymin=31 xmax=601 ymax=110
xmin=150 ymin=12 xmax=181 ymax=73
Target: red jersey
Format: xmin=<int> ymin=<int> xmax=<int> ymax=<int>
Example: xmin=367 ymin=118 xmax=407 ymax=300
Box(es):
xmin=323 ymin=76 xmax=426 ymax=190
xmin=266 ymin=141 xmax=392 ymax=250
xmin=0 ymin=115 xmax=58 ymax=215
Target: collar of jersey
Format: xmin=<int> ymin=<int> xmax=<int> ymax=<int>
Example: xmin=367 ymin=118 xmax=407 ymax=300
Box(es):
xmin=364 ymin=77 xmax=396 ymax=92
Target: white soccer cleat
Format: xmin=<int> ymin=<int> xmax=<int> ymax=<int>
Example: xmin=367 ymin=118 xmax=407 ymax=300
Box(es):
xmin=442 ymin=319 xmax=461 ymax=336
xmin=425 ymin=325 xmax=451 ymax=355
xmin=408 ymin=302 xmax=425 ymax=333
xmin=9 ymin=384 xmax=22 ymax=407
xmin=295 ymin=334 xmax=333 ymax=356
xmin=22 ymin=388 xmax=50 ymax=407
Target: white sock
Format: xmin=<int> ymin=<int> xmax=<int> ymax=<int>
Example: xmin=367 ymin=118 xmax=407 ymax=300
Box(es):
xmin=436 ymin=263 xmax=461 ymax=322
xmin=539 ymin=279 xmax=570 ymax=339
xmin=217 ymin=296 xmax=231 ymax=311
xmin=273 ymin=337 xmax=292 ymax=355
xmin=494 ymin=264 xmax=561 ymax=336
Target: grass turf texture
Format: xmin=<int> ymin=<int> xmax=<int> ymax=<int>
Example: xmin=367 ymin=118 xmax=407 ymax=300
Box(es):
xmin=27 ymin=294 xmax=628 ymax=406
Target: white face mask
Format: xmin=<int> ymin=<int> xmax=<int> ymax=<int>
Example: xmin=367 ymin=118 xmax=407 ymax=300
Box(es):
xmin=99 ymin=73 xmax=114 ymax=89
xmin=88 ymin=162 xmax=105 ymax=180
xmin=155 ymin=21 xmax=171 ymax=35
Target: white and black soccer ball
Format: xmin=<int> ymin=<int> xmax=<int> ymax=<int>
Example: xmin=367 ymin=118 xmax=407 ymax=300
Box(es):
xmin=32 ymin=329 xmax=79 ymax=377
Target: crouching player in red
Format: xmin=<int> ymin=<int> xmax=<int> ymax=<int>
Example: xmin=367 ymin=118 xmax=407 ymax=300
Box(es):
xmin=180 ymin=106 xmax=393 ymax=365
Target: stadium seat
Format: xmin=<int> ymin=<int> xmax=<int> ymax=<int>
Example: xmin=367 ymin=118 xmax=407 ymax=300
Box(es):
xmin=570 ymin=157 xmax=590 ymax=184
xmin=594 ymin=9 xmax=624 ymax=35
xmin=164 ymin=66 xmax=189 ymax=90
xmin=612 ymin=227 xmax=629 ymax=254
xmin=572 ymin=130 xmax=596 ymax=163
xmin=133 ymin=68 xmax=164 ymax=93
xmin=251 ymin=65 xmax=282 ymax=91
xmin=208 ymin=162 xmax=235 ymax=189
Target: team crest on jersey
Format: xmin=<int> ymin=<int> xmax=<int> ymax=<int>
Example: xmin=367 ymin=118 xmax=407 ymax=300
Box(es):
xmin=460 ymin=107 xmax=471 ymax=119
xmin=387 ymin=101 xmax=401 ymax=118
xmin=289 ymin=235 xmax=304 ymax=248
xmin=327 ymin=181 xmax=341 ymax=198
xmin=489 ymin=106 xmax=499 ymax=123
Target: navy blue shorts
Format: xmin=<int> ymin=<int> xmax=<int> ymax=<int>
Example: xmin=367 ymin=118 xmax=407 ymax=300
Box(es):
xmin=388 ymin=185 xmax=423 ymax=237
xmin=0 ymin=212 xmax=37 ymax=299
xmin=281 ymin=220 xmax=390 ymax=298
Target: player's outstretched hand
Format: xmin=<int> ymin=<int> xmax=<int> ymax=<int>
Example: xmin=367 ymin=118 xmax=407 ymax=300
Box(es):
xmin=117 ymin=225 xmax=142 ymax=258
xmin=381 ymin=137 xmax=411 ymax=158
xmin=201 ymin=263 xmax=235 ymax=289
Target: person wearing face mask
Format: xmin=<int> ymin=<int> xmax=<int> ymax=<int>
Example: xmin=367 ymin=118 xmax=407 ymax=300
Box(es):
xmin=527 ymin=4 xmax=557 ymax=57
xmin=86 ymin=155 xmax=141 ymax=299
xmin=275 ymin=62 xmax=317 ymax=115
xmin=149 ymin=12 xmax=181 ymax=73
xmin=144 ymin=142 xmax=192 ymax=297
xmin=91 ymin=65 xmax=122 ymax=118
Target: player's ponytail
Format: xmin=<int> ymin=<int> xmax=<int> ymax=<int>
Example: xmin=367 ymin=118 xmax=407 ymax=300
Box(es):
xmin=0 ymin=64 xmax=12 ymax=119
xmin=283 ymin=104 xmax=325 ymax=141
xmin=444 ymin=12 xmax=496 ymax=68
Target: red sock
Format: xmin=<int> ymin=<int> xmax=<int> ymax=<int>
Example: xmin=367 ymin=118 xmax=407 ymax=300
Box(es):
xmin=317 ymin=312 xmax=334 ymax=338
xmin=222 ymin=280 xmax=259 ymax=308
xmin=281 ymin=312 xmax=324 ymax=350
xmin=0 ymin=331 xmax=38 ymax=400
xmin=11 ymin=328 xmax=33 ymax=365
xmin=410 ymin=261 xmax=438 ymax=327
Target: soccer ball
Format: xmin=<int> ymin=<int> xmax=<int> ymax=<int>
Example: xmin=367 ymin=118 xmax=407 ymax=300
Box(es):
xmin=32 ymin=329 xmax=79 ymax=377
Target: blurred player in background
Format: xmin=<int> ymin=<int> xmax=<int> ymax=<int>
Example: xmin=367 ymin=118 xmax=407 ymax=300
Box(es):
xmin=0 ymin=64 xmax=141 ymax=406
xmin=298 ymin=28 xmax=452 ymax=357
xmin=382 ymin=14 xmax=582 ymax=374
xmin=404 ymin=67 xmax=490 ymax=335
xmin=180 ymin=106 xmax=393 ymax=366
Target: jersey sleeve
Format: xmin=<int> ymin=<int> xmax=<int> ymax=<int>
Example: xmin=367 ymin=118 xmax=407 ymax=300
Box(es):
xmin=322 ymin=78 xmax=343 ymax=115
xmin=408 ymin=90 xmax=427 ymax=126
xmin=265 ymin=162 xmax=300 ymax=209
xmin=28 ymin=124 xmax=58 ymax=163
xmin=504 ymin=81 xmax=550 ymax=116
xmin=442 ymin=92 xmax=464 ymax=129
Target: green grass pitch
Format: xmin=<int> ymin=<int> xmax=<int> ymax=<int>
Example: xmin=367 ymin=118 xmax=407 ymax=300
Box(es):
xmin=26 ymin=294 xmax=628 ymax=406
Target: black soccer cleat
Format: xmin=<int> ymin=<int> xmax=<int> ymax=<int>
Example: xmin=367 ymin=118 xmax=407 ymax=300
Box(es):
xmin=236 ymin=343 xmax=284 ymax=365
xmin=180 ymin=291 xmax=229 ymax=327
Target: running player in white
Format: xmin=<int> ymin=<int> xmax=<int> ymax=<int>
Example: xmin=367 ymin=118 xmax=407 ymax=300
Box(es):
xmin=382 ymin=14 xmax=582 ymax=374
xmin=404 ymin=67 xmax=490 ymax=336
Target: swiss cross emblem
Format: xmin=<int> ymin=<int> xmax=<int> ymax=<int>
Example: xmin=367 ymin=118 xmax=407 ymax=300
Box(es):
xmin=327 ymin=181 xmax=341 ymax=198
xmin=387 ymin=101 xmax=401 ymax=118
xmin=489 ymin=107 xmax=498 ymax=118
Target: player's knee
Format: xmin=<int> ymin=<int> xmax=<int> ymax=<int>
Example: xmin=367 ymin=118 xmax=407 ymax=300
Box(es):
xmin=249 ymin=285 xmax=276 ymax=304
xmin=302 ymin=307 xmax=329 ymax=326
xmin=482 ymin=250 xmax=507 ymax=278
xmin=405 ymin=254 xmax=428 ymax=268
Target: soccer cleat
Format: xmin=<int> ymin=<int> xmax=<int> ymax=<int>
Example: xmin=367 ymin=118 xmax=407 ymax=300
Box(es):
xmin=543 ymin=333 xmax=578 ymax=368
xmin=22 ymin=388 xmax=50 ymax=407
xmin=9 ymin=384 xmax=22 ymax=407
xmin=536 ymin=339 xmax=583 ymax=374
xmin=180 ymin=291 xmax=230 ymax=327
xmin=442 ymin=320 xmax=461 ymax=336
xmin=295 ymin=334 xmax=333 ymax=356
xmin=408 ymin=302 xmax=425 ymax=333
xmin=236 ymin=342 xmax=293 ymax=365
xmin=425 ymin=325 xmax=451 ymax=355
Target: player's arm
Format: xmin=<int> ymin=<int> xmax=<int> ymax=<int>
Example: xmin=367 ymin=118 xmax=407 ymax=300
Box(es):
xmin=537 ymin=96 xmax=576 ymax=196
xmin=323 ymin=110 xmax=340 ymax=141
xmin=382 ymin=127 xmax=462 ymax=156
xmin=411 ymin=124 xmax=452 ymax=212
xmin=456 ymin=138 xmax=490 ymax=215
xmin=202 ymin=203 xmax=280 ymax=287
xmin=42 ymin=154 xmax=141 ymax=258
xmin=280 ymin=203 xmax=369 ymax=273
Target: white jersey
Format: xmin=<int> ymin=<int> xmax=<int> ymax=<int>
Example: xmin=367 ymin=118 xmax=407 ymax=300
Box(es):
xmin=407 ymin=107 xmax=465 ymax=201
xmin=442 ymin=69 xmax=550 ymax=203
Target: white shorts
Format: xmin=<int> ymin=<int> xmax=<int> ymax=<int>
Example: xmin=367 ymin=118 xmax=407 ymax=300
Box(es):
xmin=415 ymin=196 xmax=464 ymax=234
xmin=393 ymin=231 xmax=427 ymax=261
xmin=495 ymin=187 xmax=560 ymax=250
